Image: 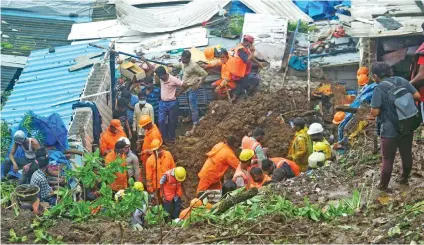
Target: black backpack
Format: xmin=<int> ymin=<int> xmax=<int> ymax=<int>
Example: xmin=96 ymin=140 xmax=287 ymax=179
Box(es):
xmin=378 ymin=77 xmax=421 ymax=136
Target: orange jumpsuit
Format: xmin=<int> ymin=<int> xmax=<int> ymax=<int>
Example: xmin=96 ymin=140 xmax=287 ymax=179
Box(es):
xmin=99 ymin=127 xmax=127 ymax=156
xmin=145 ymin=150 xmax=176 ymax=193
xmin=251 ymin=174 xmax=271 ymax=188
xmin=270 ymin=157 xmax=301 ymax=177
xmin=104 ymin=151 xmax=127 ymax=191
xmin=141 ymin=124 xmax=163 ymax=168
xmin=211 ymin=59 xmax=236 ymax=97
xmin=197 ymin=142 xmax=239 ymax=193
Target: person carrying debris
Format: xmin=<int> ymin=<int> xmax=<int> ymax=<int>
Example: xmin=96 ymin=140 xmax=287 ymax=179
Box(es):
xmin=370 ymin=62 xmax=421 ymax=190
xmin=232 ymin=149 xmax=254 ymax=189
xmin=196 ymin=136 xmax=240 ymax=199
xmin=160 ymin=167 xmax=186 ymax=220
xmin=230 ymin=35 xmax=260 ymax=98
xmin=105 ymin=140 xmax=128 ymax=192
xmin=100 ymin=119 xmax=127 ymax=156
xmin=169 ymin=50 xmax=208 ymax=136
xmin=133 ymin=91 xmax=155 ymax=141
xmin=4 ymin=130 xmax=41 ymax=183
xmin=307 ymin=123 xmax=333 ymax=161
xmin=241 ymin=127 xmax=267 ymax=161
xmin=263 ymin=158 xmax=300 ymax=178
xmin=30 ymin=157 xmax=57 ymax=206
xmin=155 ymin=66 xmax=183 ymax=144
xmin=138 ymin=115 xmax=163 ymax=169
xmin=118 ymin=137 xmax=140 ymax=182
xmin=249 ymin=166 xmax=271 ymax=188
xmin=288 ymin=118 xmax=313 ymax=172
xmin=145 ymin=139 xmax=176 ymax=194
xmin=410 ymin=40 xmax=424 ymax=126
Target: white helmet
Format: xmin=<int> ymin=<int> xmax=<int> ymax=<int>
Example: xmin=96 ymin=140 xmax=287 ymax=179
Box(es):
xmin=307 ymin=123 xmax=324 ymax=135
xmin=118 ymin=137 xmax=130 ymax=146
xmin=14 ymin=130 xmax=26 ymax=144
xmin=308 ymin=152 xmax=326 ymax=169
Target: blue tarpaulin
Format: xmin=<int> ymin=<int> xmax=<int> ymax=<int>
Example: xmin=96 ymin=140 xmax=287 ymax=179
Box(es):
xmin=338 ymin=83 xmax=377 ymax=142
xmin=293 ymin=0 xmax=351 ymax=20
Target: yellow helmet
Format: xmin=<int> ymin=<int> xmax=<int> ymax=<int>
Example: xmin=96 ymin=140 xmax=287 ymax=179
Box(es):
xmin=150 ymin=139 xmax=162 ymax=151
xmin=239 ymin=149 xmax=254 ymax=162
xmin=175 ymin=167 xmax=186 ymax=182
xmin=133 ymin=181 xmax=144 ymax=191
xmin=314 ymin=142 xmax=327 ymax=152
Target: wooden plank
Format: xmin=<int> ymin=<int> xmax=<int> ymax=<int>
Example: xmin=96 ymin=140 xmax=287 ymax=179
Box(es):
xmin=74 ymin=52 xmax=105 ymax=63
xmin=68 ymin=58 xmax=101 ymax=72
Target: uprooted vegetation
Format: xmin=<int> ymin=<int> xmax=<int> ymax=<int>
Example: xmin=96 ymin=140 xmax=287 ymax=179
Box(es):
xmin=1 ymin=88 xmax=424 ymax=244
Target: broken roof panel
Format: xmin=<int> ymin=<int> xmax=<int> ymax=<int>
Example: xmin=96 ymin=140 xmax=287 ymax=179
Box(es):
xmin=239 ymin=0 xmax=313 ymax=22
xmin=1 ymin=40 xmax=110 ymax=127
xmin=348 ymin=0 xmax=424 ymax=37
xmin=68 ymin=20 xmax=141 ymax=40
xmin=310 ymin=52 xmax=360 ymax=67
xmin=115 ymin=0 xmax=231 ymax=33
xmin=242 ymin=13 xmax=288 ymax=67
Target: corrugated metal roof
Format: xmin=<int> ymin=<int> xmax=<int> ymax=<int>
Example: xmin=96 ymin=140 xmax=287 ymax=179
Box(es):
xmin=310 ymin=52 xmax=360 ymax=67
xmin=1 ymin=66 xmax=21 ymax=93
xmin=1 ymin=55 xmax=28 ymax=68
xmin=91 ymin=2 xmax=117 ymax=22
xmin=115 ymin=0 xmax=231 ymax=33
xmin=108 ymin=0 xmax=189 ymax=4
xmin=242 ymin=13 xmax=288 ymax=64
xmin=0 ymin=12 xmax=73 ymax=56
xmin=1 ymin=0 xmax=94 ymax=22
xmin=1 ymin=40 xmax=110 ymax=128
xmin=239 ymin=0 xmax=313 ymax=22
xmin=348 ymin=0 xmax=424 ymax=37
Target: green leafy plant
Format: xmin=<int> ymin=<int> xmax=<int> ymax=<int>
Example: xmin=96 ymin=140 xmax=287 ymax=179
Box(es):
xmin=9 ymin=229 xmax=27 ymax=243
xmin=0 ymin=121 xmax=12 ymax=163
xmin=228 ymin=15 xmax=244 ymax=35
xmin=1 ymin=42 xmax=14 ymax=49
xmin=34 ymin=229 xmax=64 ymax=244
xmin=288 ymin=21 xmax=317 ymax=33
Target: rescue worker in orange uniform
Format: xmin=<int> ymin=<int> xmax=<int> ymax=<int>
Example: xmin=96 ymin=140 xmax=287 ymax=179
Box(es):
xmin=210 ymin=49 xmax=237 ymax=100
xmin=229 ymin=35 xmax=260 ymax=98
xmin=145 ymin=139 xmax=176 ymax=193
xmin=139 ymin=115 xmax=163 ymax=169
xmin=160 ymin=167 xmax=186 ymax=220
xmin=232 ymin=149 xmax=254 ymax=189
xmin=241 ymin=127 xmax=267 ymax=161
xmin=250 ymin=166 xmax=271 ymax=188
xmin=105 ymin=140 xmax=128 ymax=192
xmin=196 ymin=136 xmax=240 ymax=195
xmin=262 ymin=158 xmax=300 ymax=179
xmin=100 ymin=119 xmax=127 ymax=156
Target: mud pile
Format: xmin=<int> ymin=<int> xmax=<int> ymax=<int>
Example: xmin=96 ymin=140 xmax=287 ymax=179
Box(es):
xmin=167 ymin=89 xmax=310 ymax=201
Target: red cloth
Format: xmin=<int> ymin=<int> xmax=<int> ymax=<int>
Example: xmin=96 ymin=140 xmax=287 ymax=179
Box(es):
xmin=418 ymin=56 xmax=424 ymax=102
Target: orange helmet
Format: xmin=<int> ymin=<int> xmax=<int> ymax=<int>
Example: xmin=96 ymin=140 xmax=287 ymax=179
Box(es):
xmin=204 ymin=47 xmax=215 ymax=60
xmin=357 ymin=66 xmax=369 ymax=76
xmin=150 ymin=139 xmax=162 ymax=151
xmin=333 ymin=111 xmax=346 ymax=125
xmin=357 ymin=74 xmax=369 ymax=86
xmin=138 ymin=115 xmax=152 ymax=127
